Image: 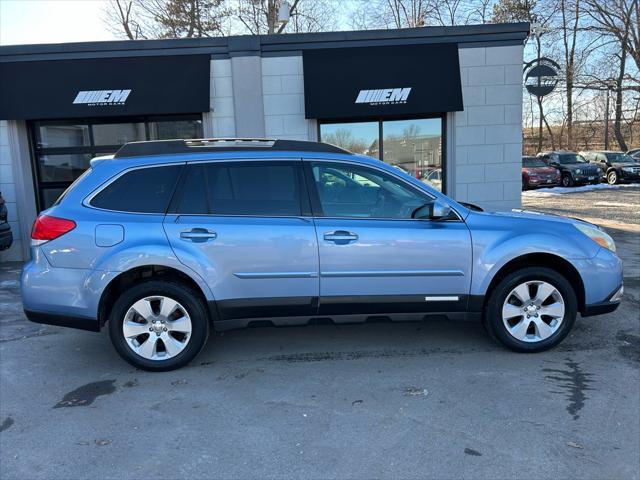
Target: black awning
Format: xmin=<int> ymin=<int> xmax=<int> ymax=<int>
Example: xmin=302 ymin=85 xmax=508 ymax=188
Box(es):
xmin=303 ymin=43 xmax=463 ymax=120
xmin=0 ymin=55 xmax=210 ymax=120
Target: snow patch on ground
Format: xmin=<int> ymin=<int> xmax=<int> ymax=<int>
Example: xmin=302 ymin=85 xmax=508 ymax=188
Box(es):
xmin=522 ymin=183 xmax=640 ymax=197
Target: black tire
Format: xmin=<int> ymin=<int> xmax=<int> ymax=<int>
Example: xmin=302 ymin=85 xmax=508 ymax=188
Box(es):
xmin=607 ymin=170 xmax=618 ymax=185
xmin=483 ymin=267 xmax=577 ymax=353
xmin=108 ymin=280 xmax=209 ymax=371
xmin=561 ymin=174 xmax=574 ymax=187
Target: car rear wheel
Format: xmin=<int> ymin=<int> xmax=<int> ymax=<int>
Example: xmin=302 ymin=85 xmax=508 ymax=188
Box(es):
xmin=607 ymin=170 xmax=618 ymax=185
xmin=561 ymin=174 xmax=574 ymax=187
xmin=108 ymin=280 xmax=209 ymax=371
xmin=483 ymin=267 xmax=577 ymax=352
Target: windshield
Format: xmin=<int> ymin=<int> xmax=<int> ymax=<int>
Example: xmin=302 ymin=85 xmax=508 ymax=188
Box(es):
xmin=523 ymin=157 xmax=547 ymax=167
xmin=605 ymin=152 xmax=637 ymax=163
xmin=557 ymin=154 xmax=587 ymax=165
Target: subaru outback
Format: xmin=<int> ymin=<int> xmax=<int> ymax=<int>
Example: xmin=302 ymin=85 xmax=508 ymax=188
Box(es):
xmin=21 ymin=139 xmax=624 ymax=371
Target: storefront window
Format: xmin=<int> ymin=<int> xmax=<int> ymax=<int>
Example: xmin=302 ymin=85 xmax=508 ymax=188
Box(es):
xmin=383 ymin=118 xmax=442 ymax=190
xmin=149 ymin=119 xmax=203 ymax=140
xmin=319 ymin=116 xmax=444 ymax=192
xmin=37 ymin=154 xmax=92 ymax=182
xmin=40 ymin=188 xmax=67 ymax=209
xmin=34 ymin=122 xmax=90 ymax=148
xmin=29 ymin=114 xmax=203 ymax=210
xmin=319 ymin=121 xmax=379 ymax=158
xmin=93 ymin=122 xmax=146 ymax=145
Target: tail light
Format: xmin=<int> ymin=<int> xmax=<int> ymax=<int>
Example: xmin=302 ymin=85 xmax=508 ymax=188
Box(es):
xmin=31 ymin=215 xmax=76 ymax=243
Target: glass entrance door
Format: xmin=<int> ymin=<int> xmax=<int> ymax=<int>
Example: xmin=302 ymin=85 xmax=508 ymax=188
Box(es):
xmin=29 ymin=114 xmax=203 ymax=210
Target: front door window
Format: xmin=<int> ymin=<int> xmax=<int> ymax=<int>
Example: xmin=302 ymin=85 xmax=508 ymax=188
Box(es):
xmin=311 ymin=162 xmax=432 ymax=219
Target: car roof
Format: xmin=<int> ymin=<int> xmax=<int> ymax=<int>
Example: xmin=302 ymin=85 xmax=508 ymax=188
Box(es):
xmin=113 ymin=138 xmax=351 ymax=159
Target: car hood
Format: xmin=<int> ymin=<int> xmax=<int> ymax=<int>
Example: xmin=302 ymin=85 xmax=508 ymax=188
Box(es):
xmin=611 ymin=161 xmax=639 ymax=168
xmin=558 ymin=163 xmax=593 ymax=171
xmin=484 ymin=208 xmax=594 ymax=227
xmin=523 ymin=166 xmax=558 ymax=174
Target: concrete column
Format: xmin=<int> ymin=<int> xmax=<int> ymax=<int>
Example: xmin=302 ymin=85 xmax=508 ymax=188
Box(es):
xmin=231 ymin=55 xmax=266 ymax=138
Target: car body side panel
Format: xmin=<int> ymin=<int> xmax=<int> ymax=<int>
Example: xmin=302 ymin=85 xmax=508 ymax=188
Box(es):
xmin=163 ymin=215 xmax=319 ymax=307
xmin=465 ymin=211 xmax=619 ymax=305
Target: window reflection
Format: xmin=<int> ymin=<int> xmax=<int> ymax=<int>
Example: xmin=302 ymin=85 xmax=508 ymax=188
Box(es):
xmin=320 ymin=121 xmax=379 ymax=158
xmin=319 ymin=117 xmax=444 ymax=192
xmin=383 ymin=118 xmax=442 ymax=191
xmin=38 ymin=154 xmax=92 ymax=182
xmin=93 ymin=122 xmax=146 ymax=145
xmin=40 ymin=188 xmax=67 ymax=210
xmin=149 ymin=120 xmax=203 ymax=140
xmin=35 ymin=122 xmax=90 ymax=148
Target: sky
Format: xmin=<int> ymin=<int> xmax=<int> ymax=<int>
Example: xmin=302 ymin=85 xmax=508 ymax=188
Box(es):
xmin=0 ymin=0 xmax=117 ymax=46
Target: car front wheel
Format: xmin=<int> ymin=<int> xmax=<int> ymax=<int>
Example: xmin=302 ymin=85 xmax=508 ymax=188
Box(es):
xmin=607 ymin=170 xmax=618 ymax=185
xmin=108 ymin=280 xmax=210 ymax=371
xmin=483 ymin=267 xmax=577 ymax=352
xmin=561 ymin=174 xmax=574 ymax=187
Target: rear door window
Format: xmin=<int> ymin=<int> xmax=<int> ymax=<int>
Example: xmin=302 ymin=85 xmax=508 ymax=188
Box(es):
xmin=90 ymin=165 xmax=182 ymax=213
xmin=172 ymin=161 xmax=305 ymax=217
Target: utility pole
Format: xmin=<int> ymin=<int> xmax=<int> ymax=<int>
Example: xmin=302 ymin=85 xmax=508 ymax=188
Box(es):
xmin=603 ymin=80 xmax=616 ymax=150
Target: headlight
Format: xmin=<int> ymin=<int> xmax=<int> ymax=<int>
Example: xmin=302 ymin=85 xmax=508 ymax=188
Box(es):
xmin=574 ymin=224 xmax=616 ymax=252
xmin=622 ymin=167 xmax=634 ymax=173
xmin=575 ymin=169 xmax=582 ymax=174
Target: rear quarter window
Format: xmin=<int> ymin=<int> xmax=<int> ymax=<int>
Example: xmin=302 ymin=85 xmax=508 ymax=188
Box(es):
xmin=90 ymin=165 xmax=182 ymax=213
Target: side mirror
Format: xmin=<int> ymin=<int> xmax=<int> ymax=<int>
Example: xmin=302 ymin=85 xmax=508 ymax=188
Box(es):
xmin=412 ymin=200 xmax=452 ymax=220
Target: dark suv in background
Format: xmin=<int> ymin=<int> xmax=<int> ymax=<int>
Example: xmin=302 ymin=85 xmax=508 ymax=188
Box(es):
xmin=0 ymin=192 xmax=13 ymax=252
xmin=579 ymin=151 xmax=640 ymax=185
xmin=537 ymin=151 xmax=601 ymax=187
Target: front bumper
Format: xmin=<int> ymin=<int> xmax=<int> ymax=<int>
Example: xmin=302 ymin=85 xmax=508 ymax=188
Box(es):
xmin=582 ymin=284 xmax=623 ymax=317
xmin=576 ymin=248 xmax=624 ymax=317
xmin=526 ymin=177 xmax=560 ymax=188
xmin=620 ymin=171 xmax=640 ymax=182
xmin=573 ymin=173 xmax=600 ymax=184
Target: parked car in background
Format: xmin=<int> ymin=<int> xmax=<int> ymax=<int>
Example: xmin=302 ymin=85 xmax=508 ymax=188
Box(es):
xmin=0 ymin=191 xmax=13 ymax=252
xmin=421 ymin=168 xmax=442 ymax=190
xmin=537 ymin=151 xmax=601 ymax=187
xmin=626 ymin=148 xmax=640 ymax=161
xmin=21 ymin=139 xmax=623 ymax=371
xmin=522 ymin=156 xmax=561 ymax=190
xmin=580 ymin=151 xmax=640 ymax=185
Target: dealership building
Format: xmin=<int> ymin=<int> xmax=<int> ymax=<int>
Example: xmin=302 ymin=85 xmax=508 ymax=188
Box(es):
xmin=0 ymin=22 xmax=529 ymax=261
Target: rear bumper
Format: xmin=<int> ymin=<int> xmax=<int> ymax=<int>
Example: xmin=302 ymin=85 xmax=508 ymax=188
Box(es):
xmin=24 ymin=309 xmax=100 ymax=332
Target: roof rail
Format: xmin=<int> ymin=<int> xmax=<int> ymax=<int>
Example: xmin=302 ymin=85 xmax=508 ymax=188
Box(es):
xmin=113 ymin=138 xmax=352 ymax=158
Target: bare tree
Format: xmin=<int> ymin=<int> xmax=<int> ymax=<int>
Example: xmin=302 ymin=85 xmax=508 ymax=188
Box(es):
xmin=584 ymin=0 xmax=638 ymax=149
xmin=105 ymin=0 xmax=231 ymax=38
xmin=104 ymin=0 xmax=148 ymax=39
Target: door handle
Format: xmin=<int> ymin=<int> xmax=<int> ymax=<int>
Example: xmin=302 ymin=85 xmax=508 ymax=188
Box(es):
xmin=180 ymin=228 xmax=217 ymax=242
xmin=324 ymin=230 xmax=358 ymax=244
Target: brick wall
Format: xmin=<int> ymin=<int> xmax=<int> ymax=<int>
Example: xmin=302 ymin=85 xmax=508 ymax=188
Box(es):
xmin=209 ymin=58 xmax=236 ymax=137
xmin=261 ymin=56 xmax=316 ymax=140
xmin=452 ymin=45 xmax=524 ymax=210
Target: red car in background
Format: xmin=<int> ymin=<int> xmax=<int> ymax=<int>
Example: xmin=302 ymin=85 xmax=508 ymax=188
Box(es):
xmin=522 ymin=156 xmax=561 ymax=190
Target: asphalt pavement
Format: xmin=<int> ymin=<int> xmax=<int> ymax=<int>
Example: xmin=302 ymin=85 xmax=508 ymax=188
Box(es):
xmin=1 ymin=185 xmax=638 ymax=480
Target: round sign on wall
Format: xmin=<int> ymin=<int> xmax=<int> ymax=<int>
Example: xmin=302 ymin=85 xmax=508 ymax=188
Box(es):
xmin=524 ymin=57 xmax=560 ymax=98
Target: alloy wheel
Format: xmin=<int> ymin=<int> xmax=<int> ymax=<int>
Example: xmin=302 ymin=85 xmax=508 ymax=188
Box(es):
xmin=501 ymin=280 xmax=565 ymax=343
xmin=122 ymin=296 xmax=192 ymax=360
